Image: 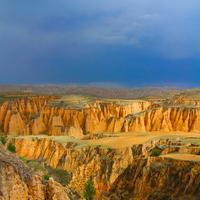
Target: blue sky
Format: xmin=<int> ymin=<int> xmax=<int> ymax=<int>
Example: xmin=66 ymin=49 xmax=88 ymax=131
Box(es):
xmin=0 ymin=0 xmax=200 ymax=86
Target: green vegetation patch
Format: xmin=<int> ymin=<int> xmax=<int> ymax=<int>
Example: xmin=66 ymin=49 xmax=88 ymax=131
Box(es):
xmin=43 ymin=174 xmax=50 ymax=181
xmin=83 ymin=179 xmax=96 ymax=200
xmin=7 ymin=143 xmax=16 ymax=153
xmin=19 ymin=157 xmax=72 ymax=186
xmin=0 ymin=135 xmax=8 ymax=145
xmin=150 ymin=147 xmax=162 ymax=157
xmin=27 ymin=160 xmax=46 ymax=174
xmin=19 ymin=156 xmax=28 ymax=163
xmin=47 ymin=167 xmax=72 ymax=185
xmin=31 ymin=114 xmax=40 ymax=120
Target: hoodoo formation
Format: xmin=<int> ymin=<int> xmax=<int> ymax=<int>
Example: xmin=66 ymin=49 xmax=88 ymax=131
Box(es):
xmin=1 ymin=89 xmax=200 ymax=200
xmin=1 ymin=95 xmax=200 ymax=136
xmin=10 ymin=137 xmax=200 ymax=199
xmin=0 ymin=96 xmax=152 ymax=136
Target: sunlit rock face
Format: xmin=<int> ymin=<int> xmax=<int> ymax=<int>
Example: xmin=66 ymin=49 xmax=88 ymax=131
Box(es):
xmin=12 ymin=137 xmax=200 ymax=199
xmin=127 ymin=106 xmax=200 ymax=132
xmin=2 ymin=96 xmax=200 ymax=137
xmin=0 ymin=96 xmax=151 ymax=136
xmin=0 ymin=145 xmax=80 ymax=200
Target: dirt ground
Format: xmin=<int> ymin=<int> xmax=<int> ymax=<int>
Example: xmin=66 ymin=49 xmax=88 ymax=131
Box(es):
xmin=16 ymin=131 xmax=200 ymax=149
xmin=161 ymin=153 xmax=200 ymax=161
xmin=87 ymin=132 xmax=200 ymax=149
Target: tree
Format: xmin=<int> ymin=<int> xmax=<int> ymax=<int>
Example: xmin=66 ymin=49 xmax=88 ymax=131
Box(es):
xmin=7 ymin=143 xmax=16 ymax=153
xmin=43 ymin=174 xmax=50 ymax=181
xmin=150 ymin=147 xmax=161 ymax=157
xmin=83 ymin=179 xmax=96 ymax=200
xmin=0 ymin=135 xmax=7 ymax=145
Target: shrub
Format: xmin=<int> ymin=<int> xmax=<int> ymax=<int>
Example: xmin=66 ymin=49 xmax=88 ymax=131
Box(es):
xmin=27 ymin=160 xmax=46 ymax=173
xmin=102 ymin=156 xmax=112 ymax=162
xmin=31 ymin=114 xmax=39 ymax=120
xmin=83 ymin=179 xmax=96 ymax=200
xmin=0 ymin=135 xmax=8 ymax=145
xmin=41 ymin=131 xmax=48 ymax=135
xmin=43 ymin=174 xmax=50 ymax=181
xmin=19 ymin=156 xmax=28 ymax=163
xmin=150 ymin=147 xmax=162 ymax=157
xmin=47 ymin=168 xmax=72 ymax=185
xmin=7 ymin=143 xmax=16 ymax=153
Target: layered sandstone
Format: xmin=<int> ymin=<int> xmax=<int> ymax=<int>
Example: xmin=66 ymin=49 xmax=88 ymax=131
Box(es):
xmin=11 ymin=138 xmax=200 ymax=199
xmin=0 ymin=96 xmax=151 ymax=136
xmin=2 ymin=96 xmax=200 ymax=136
xmin=12 ymin=138 xmax=135 ymax=196
xmin=127 ymin=106 xmax=200 ymax=132
xmin=105 ymin=157 xmax=200 ymax=200
xmin=0 ymin=145 xmax=81 ymax=200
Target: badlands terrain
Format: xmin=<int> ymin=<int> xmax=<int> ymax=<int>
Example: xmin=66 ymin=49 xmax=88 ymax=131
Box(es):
xmin=0 ymin=86 xmax=200 ymax=199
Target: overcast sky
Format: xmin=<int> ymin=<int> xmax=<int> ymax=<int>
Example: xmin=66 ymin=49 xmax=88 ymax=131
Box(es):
xmin=0 ymin=0 xmax=200 ymax=86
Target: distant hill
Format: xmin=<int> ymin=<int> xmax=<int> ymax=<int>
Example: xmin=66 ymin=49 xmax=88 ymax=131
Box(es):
xmin=0 ymin=84 xmax=181 ymax=99
xmin=174 ymin=88 xmax=200 ymax=99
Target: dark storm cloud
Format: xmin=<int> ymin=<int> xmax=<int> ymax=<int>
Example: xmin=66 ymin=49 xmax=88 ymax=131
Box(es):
xmin=0 ymin=0 xmax=200 ymax=85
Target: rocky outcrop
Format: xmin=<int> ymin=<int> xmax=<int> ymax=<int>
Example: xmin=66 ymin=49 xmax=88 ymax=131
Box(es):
xmin=105 ymin=157 xmax=200 ymax=200
xmin=8 ymin=113 xmax=26 ymax=135
xmin=11 ymin=138 xmax=200 ymax=199
xmin=141 ymin=138 xmax=200 ymax=156
xmin=2 ymin=96 xmax=200 ymax=136
xmin=0 ymin=145 xmax=81 ymax=200
xmin=12 ymin=138 xmax=134 ymax=196
xmin=127 ymin=106 xmax=200 ymax=132
xmin=0 ymin=96 xmax=51 ymax=135
xmin=0 ymin=96 xmax=151 ymax=136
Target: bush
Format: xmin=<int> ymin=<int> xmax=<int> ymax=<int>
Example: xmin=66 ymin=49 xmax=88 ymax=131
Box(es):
xmin=7 ymin=143 xmax=16 ymax=153
xmin=43 ymin=174 xmax=50 ymax=181
xmin=19 ymin=156 xmax=28 ymax=163
xmin=0 ymin=135 xmax=7 ymax=145
xmin=102 ymin=156 xmax=112 ymax=162
xmin=47 ymin=167 xmax=72 ymax=186
xmin=83 ymin=180 xmax=96 ymax=200
xmin=150 ymin=148 xmax=162 ymax=157
xmin=31 ymin=114 xmax=39 ymax=120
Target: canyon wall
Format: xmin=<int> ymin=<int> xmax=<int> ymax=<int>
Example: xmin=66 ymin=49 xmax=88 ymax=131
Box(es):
xmin=0 ymin=145 xmax=81 ymax=200
xmin=127 ymin=106 xmax=200 ymax=132
xmin=1 ymin=96 xmax=200 ymax=136
xmin=11 ymin=138 xmax=200 ymax=199
xmin=105 ymin=157 xmax=200 ymax=200
xmin=12 ymin=138 xmax=134 ymax=197
xmin=0 ymin=97 xmax=151 ymax=135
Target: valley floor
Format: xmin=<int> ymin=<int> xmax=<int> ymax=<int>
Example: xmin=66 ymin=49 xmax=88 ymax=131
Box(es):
xmin=15 ymin=131 xmax=200 ymax=149
xmin=88 ymin=131 xmax=200 ymax=149
xmin=161 ymin=153 xmax=200 ymax=161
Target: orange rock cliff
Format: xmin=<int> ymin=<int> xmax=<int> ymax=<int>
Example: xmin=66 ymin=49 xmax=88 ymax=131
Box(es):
xmin=1 ymin=95 xmax=200 ymax=199
xmin=10 ymin=137 xmax=200 ymax=199
xmin=0 ymin=144 xmax=82 ymax=200
xmin=1 ymin=96 xmax=200 ymax=136
xmin=0 ymin=96 xmax=151 ymax=136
